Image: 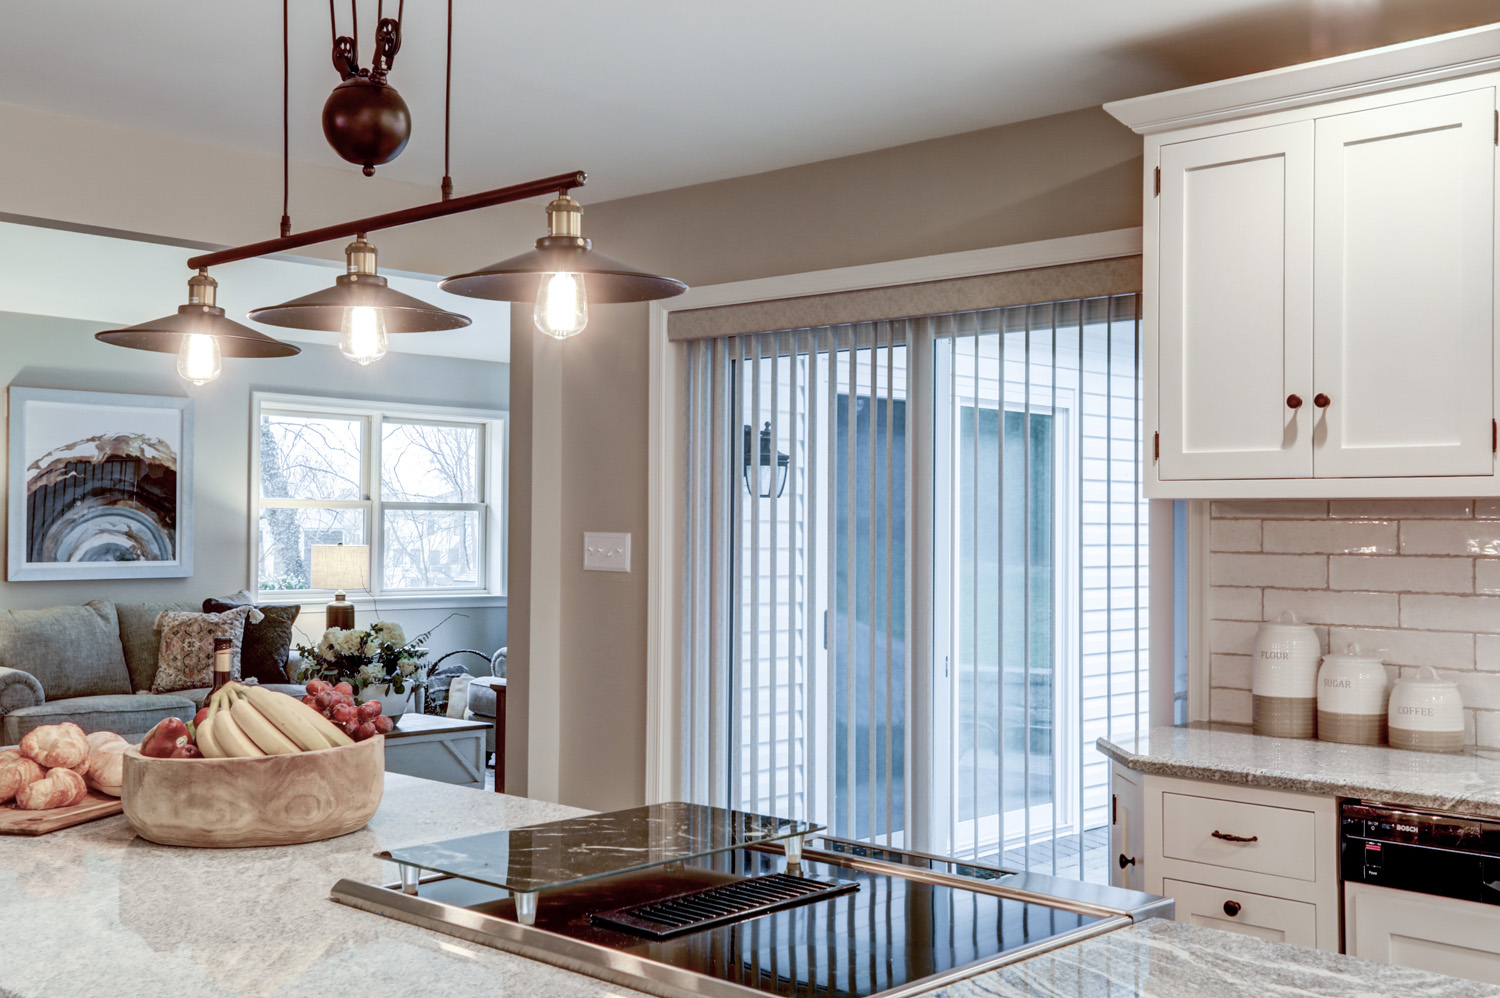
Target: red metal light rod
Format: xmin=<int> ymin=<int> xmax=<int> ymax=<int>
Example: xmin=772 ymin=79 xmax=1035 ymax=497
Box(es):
xmin=186 ymin=170 xmax=587 ymax=271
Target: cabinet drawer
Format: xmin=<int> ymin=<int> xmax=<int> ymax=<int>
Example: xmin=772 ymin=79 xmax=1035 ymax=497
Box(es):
xmin=1164 ymin=878 xmax=1318 ymax=948
xmin=1161 ymin=791 xmax=1316 ymax=881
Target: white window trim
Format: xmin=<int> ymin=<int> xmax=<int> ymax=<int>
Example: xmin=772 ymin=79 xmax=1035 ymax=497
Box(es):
xmin=249 ymin=391 xmax=508 ymax=605
xmin=646 ymin=227 xmax=1147 ymax=805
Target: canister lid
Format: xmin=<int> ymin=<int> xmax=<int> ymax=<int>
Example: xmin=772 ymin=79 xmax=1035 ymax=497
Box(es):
xmin=1257 ymin=610 xmax=1319 ymax=635
xmin=1395 ymin=665 xmax=1458 ymax=689
xmin=1320 ymin=642 xmax=1384 ymax=667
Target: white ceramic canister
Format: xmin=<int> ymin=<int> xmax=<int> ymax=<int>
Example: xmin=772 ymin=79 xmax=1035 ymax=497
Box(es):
xmin=1316 ymin=644 xmax=1389 ymax=745
xmin=1252 ymin=611 xmax=1322 ymax=739
xmin=1388 ymin=666 xmax=1465 ymax=753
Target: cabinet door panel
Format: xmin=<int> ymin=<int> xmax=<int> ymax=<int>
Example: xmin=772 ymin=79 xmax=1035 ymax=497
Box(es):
xmin=1346 ymin=882 xmax=1500 ymax=985
xmin=1314 ymin=88 xmax=1495 ymax=478
xmin=1158 ymin=122 xmax=1315 ymax=480
xmin=1111 ymin=764 xmax=1145 ymax=891
xmin=1163 ymin=878 xmax=1319 ymax=948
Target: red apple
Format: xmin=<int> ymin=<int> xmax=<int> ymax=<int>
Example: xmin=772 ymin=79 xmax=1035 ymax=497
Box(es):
xmin=141 ymin=718 xmax=191 ymax=758
xmin=170 ymin=743 xmax=202 ymax=759
xmin=193 ymin=707 xmax=210 ymax=728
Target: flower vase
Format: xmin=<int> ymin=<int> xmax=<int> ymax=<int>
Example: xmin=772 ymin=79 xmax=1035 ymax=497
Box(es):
xmin=361 ymin=682 xmax=413 ymax=719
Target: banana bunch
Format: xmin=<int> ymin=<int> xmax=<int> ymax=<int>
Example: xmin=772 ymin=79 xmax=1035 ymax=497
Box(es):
xmin=197 ymin=682 xmax=354 ymax=758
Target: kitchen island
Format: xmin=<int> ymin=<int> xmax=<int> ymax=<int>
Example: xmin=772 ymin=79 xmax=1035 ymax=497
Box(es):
xmin=2 ymin=773 xmax=1494 ymax=997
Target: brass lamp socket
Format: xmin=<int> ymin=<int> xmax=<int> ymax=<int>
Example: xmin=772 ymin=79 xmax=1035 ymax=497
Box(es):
xmin=186 ymin=270 xmax=218 ymax=309
xmin=545 ymin=194 xmax=584 ymax=239
xmin=345 ymin=236 xmax=379 ymax=277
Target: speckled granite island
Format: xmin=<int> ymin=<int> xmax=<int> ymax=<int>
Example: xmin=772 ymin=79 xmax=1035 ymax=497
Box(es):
xmin=1099 ymin=723 xmax=1500 ymax=818
xmin=3 ymin=771 xmax=1496 ymax=998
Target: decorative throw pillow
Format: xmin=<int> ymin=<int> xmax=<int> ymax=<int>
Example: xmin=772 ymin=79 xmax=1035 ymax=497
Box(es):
xmin=202 ymin=598 xmax=300 ymax=685
xmin=150 ymin=607 xmax=264 ymax=694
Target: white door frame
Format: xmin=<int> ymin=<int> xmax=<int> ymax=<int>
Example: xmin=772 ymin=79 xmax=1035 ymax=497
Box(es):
xmin=645 ymin=228 xmax=1145 ymax=804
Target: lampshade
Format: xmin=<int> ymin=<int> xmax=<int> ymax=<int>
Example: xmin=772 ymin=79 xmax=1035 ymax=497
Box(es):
xmin=249 ymin=237 xmax=470 ymax=333
xmin=310 ymin=544 xmax=370 ymax=591
xmin=96 ymin=273 xmax=302 ymax=359
xmin=439 ymin=193 xmax=687 ymax=304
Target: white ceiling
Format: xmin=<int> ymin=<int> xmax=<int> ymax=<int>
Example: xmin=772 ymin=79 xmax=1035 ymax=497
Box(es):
xmin=0 ymin=0 xmax=1415 ymax=203
xmin=0 ymin=221 xmax=512 ymax=363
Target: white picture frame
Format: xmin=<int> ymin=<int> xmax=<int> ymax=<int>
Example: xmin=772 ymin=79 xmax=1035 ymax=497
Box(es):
xmin=7 ymin=387 xmax=193 ymax=581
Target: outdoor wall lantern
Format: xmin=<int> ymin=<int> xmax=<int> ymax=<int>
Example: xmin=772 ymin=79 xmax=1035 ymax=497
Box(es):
xmin=743 ymin=422 xmax=790 ymax=499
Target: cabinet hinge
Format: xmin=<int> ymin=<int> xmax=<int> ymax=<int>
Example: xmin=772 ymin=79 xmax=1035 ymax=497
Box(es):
xmin=1153 ymin=431 xmax=1160 ymax=462
xmin=1112 ymin=793 xmax=1118 ymax=825
xmin=1492 ymin=419 xmax=1496 ymax=453
xmin=1494 ymin=109 xmax=1497 ymax=145
xmin=1153 ymin=166 xmax=1161 ymax=196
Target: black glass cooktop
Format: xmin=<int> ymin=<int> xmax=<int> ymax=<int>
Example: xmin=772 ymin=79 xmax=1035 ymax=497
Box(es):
xmin=410 ymin=848 xmax=1104 ymax=998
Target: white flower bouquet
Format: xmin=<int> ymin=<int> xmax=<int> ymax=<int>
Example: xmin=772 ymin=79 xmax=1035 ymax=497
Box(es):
xmin=295 ymin=619 xmax=431 ymax=695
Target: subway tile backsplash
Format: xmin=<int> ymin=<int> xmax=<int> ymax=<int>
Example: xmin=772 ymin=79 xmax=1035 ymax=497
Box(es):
xmin=1208 ymin=499 xmax=1500 ymax=747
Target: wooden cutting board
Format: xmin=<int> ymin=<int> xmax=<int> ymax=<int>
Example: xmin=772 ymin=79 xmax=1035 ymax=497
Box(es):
xmin=0 ymin=790 xmax=124 ymax=836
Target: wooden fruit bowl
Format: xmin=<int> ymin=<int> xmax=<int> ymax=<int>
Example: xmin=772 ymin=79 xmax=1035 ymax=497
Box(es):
xmin=121 ymin=736 xmax=384 ymax=848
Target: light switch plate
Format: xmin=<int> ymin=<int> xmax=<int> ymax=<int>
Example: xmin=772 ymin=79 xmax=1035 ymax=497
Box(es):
xmin=583 ymin=532 xmax=631 ymax=572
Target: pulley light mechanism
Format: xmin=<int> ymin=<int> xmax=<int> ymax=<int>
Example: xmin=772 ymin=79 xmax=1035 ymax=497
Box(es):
xmin=323 ymin=5 xmax=410 ymax=176
xmin=94 ymin=271 xmax=302 ymax=386
xmin=248 ymin=235 xmax=470 ymax=366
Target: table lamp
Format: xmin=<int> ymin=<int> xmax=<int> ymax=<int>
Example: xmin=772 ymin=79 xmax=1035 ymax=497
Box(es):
xmin=310 ymin=543 xmax=370 ymax=630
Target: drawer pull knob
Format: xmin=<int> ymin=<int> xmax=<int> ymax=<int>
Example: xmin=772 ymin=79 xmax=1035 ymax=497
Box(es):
xmin=1211 ymin=830 xmax=1259 ymax=843
xmin=1314 ymin=393 xmax=1331 ymax=409
xmin=1223 ymin=900 xmax=1242 ymax=917
xmin=1118 ymin=853 xmax=1136 ymax=870
xmin=1286 ymin=394 xmax=1303 ymax=410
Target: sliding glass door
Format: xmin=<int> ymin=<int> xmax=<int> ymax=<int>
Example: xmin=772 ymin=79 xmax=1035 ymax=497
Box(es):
xmin=679 ymin=295 xmax=1147 ymax=881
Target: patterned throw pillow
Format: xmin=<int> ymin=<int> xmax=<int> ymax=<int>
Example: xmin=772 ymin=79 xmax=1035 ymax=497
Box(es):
xmin=150 ymin=607 xmax=265 ymax=694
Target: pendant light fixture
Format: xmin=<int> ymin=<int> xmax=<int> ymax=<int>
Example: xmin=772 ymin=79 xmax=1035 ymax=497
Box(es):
xmin=95 ymin=271 xmax=301 ymax=386
xmin=96 ymin=0 xmax=685 ymax=379
xmin=249 ymin=235 xmax=471 ymax=364
xmin=440 ymin=192 xmax=687 ymax=338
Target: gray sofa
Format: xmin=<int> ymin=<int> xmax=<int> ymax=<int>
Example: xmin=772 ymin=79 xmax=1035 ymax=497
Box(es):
xmin=0 ymin=599 xmax=304 ymax=743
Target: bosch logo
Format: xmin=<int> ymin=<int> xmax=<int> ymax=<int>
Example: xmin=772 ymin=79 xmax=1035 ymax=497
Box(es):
xmin=1395 ymin=824 xmax=1418 ymax=833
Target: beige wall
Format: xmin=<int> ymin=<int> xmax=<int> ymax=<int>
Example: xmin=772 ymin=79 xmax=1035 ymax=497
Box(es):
xmin=0 ymin=310 xmax=509 ymax=672
xmin=508 ymin=106 xmax=1144 ymax=809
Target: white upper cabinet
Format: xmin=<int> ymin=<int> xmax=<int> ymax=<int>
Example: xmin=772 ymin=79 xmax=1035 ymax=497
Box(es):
xmin=1108 ymin=26 xmax=1500 ymax=498
xmin=1313 ymin=89 xmax=1495 ymax=479
xmin=1158 ymin=122 xmax=1314 ymax=481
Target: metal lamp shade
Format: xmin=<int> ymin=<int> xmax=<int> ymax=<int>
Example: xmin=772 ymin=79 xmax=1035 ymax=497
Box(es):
xmin=96 ymin=305 xmax=301 ymax=357
xmin=440 ymin=243 xmax=688 ymax=304
xmin=248 ymin=274 xmax=471 ymax=333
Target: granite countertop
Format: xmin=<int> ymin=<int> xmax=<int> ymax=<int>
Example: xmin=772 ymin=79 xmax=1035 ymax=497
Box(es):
xmin=2 ymin=772 xmax=1494 ymax=998
xmin=1100 ymin=723 xmax=1500 ymax=818
xmin=933 ymin=918 xmax=1500 ymax=997
xmin=0 ymin=775 xmax=644 ymax=998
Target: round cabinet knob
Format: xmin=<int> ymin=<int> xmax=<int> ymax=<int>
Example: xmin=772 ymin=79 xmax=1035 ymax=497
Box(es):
xmin=1286 ymin=394 xmax=1303 ymax=410
xmin=1314 ymin=393 xmax=1331 ymax=409
xmin=1223 ymin=900 xmax=1242 ymax=917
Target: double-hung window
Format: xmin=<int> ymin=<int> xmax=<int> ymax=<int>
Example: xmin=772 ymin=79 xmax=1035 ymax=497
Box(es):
xmin=252 ymin=393 xmax=506 ymax=599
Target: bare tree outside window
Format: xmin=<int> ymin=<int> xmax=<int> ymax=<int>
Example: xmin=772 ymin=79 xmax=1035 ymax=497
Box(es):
xmin=255 ymin=402 xmax=497 ymax=595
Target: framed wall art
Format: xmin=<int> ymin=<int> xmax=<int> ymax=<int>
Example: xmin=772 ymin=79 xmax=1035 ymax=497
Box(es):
xmin=7 ymin=387 xmax=193 ymax=581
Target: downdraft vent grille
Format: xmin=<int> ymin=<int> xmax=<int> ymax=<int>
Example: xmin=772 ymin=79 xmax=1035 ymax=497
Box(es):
xmin=592 ymin=873 xmax=858 ymax=940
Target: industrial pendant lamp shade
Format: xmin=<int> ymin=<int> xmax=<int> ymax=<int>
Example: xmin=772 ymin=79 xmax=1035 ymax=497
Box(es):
xmin=439 ymin=195 xmax=687 ymax=335
xmin=96 ymin=271 xmax=301 ymax=385
xmin=249 ymin=237 xmax=471 ymax=339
